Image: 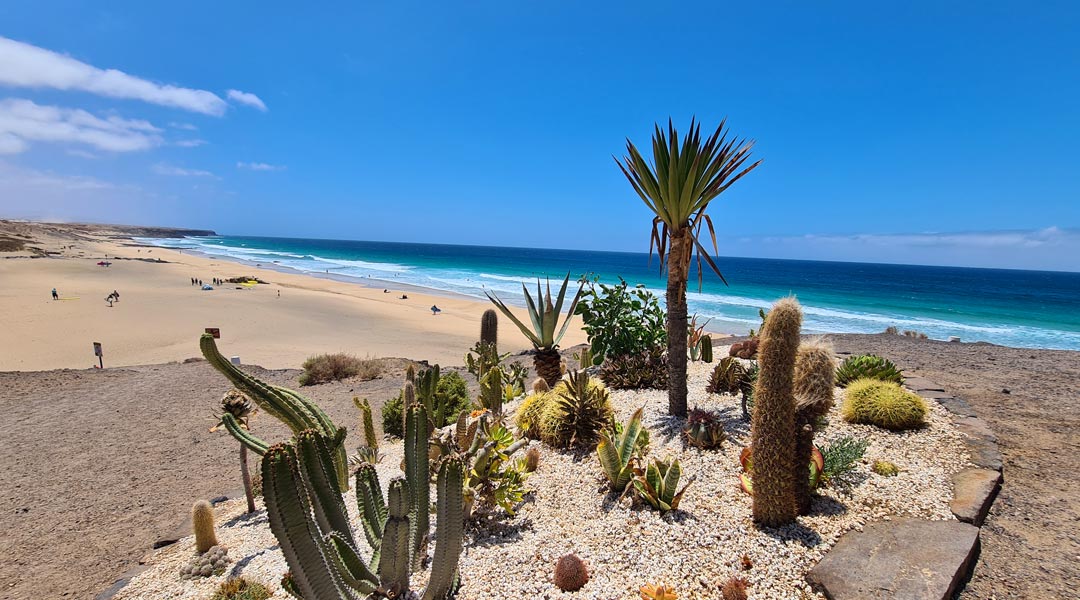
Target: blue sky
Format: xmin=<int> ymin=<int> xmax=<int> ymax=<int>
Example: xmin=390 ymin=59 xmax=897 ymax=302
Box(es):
xmin=1 ymin=1 xmax=1078 ymax=271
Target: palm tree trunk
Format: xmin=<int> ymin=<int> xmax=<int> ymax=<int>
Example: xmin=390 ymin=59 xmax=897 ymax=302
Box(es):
xmin=666 ymin=229 xmax=692 ymax=417
xmin=240 ymin=444 xmax=256 ymax=513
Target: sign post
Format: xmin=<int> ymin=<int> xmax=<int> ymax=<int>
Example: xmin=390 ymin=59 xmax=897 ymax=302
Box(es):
xmin=93 ymin=342 xmax=103 ymax=369
xmin=204 ymin=327 xmax=221 ymax=339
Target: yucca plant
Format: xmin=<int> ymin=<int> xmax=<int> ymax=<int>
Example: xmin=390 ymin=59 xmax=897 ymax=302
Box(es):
xmin=616 ymin=118 xmax=761 ymax=417
xmin=486 ymin=272 xmax=583 ymax=388
xmin=633 ymin=457 xmax=692 ymax=513
xmin=597 ymin=406 xmax=646 ymax=493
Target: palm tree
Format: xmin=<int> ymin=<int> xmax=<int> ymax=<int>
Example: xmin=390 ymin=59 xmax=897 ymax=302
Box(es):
xmin=615 ymin=118 xmax=761 ymax=417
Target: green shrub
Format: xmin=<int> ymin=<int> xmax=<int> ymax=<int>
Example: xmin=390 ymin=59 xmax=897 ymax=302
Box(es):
xmin=835 ymin=354 xmax=903 ymax=387
xmin=381 ymin=370 xmax=471 ymax=437
xmin=575 ymin=277 xmax=666 ymax=364
xmin=820 ymin=436 xmax=868 ymax=484
xmin=298 ymin=353 xmax=381 ymax=386
xmin=210 ymin=577 xmax=272 ymax=600
xmin=841 ymin=379 xmax=927 ymax=430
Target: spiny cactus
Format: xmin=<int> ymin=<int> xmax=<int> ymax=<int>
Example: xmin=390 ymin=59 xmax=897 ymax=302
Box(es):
xmin=841 ymin=379 xmax=927 ymax=430
xmin=721 ymin=576 xmax=749 ymax=600
xmin=683 ymin=408 xmax=725 ymax=449
xmin=524 ymin=447 xmax=541 ymax=472
xmin=479 ymin=365 xmax=504 ymax=414
xmin=480 ymin=308 xmax=498 ymax=348
xmin=261 ymin=423 xmax=464 ymax=600
xmin=432 ymin=410 xmax=531 ymax=517
xmin=554 ymin=553 xmax=589 ymax=592
xmin=215 ymin=389 xmax=258 ymax=514
xmin=835 ymin=354 xmax=903 ymax=387
xmin=200 ymin=334 xmax=349 ymax=492
xmin=597 ymin=406 xmax=646 ymax=492
xmin=353 ymin=397 xmax=379 ymax=450
xmin=872 ymin=459 xmax=900 ymax=477
xmin=750 ymin=297 xmax=802 ymax=526
xmin=180 ymin=545 xmax=230 ymax=579
xmin=539 ymin=371 xmax=613 ymax=448
xmin=192 ymin=500 xmax=219 ymax=553
xmin=792 ymin=339 xmax=836 ymax=513
xmin=700 ymin=335 xmax=713 ymax=363
xmin=532 ymin=377 xmax=550 ymax=393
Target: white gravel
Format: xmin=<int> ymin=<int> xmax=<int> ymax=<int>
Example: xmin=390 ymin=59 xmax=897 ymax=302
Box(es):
xmin=115 ymin=352 xmax=969 ymax=600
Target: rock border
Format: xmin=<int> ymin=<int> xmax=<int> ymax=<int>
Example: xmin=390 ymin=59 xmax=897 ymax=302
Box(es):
xmin=809 ymin=375 xmax=1004 ymax=600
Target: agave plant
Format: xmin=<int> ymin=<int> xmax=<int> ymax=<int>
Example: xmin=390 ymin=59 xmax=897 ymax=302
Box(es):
xmin=486 ymin=272 xmax=583 ymax=388
xmin=835 ymin=354 xmax=903 ymax=387
xmin=597 ymin=406 xmax=646 ymax=493
xmin=616 ymin=118 xmax=761 ymax=417
xmin=688 ymin=314 xmax=709 ymax=361
xmin=682 ymin=407 xmax=725 ymax=449
xmin=633 ymin=456 xmax=692 ymax=513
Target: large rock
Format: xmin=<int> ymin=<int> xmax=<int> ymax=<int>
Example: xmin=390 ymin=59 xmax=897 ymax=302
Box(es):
xmin=810 ymin=518 xmax=980 ymax=600
xmin=954 ymin=416 xmax=1003 ymax=471
xmin=951 ymin=468 xmax=1002 ymax=526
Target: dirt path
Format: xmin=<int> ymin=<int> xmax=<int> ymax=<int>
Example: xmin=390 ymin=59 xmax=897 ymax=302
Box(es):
xmin=826 ymin=334 xmax=1080 ymax=600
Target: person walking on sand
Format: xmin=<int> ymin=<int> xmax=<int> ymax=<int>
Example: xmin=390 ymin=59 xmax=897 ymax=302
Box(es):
xmin=112 ymin=290 xmax=119 ymax=301
xmin=431 ymin=305 xmax=441 ymax=315
xmin=51 ymin=288 xmax=58 ymax=300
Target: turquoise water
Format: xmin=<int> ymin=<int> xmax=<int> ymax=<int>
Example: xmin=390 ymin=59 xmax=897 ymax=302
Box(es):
xmin=140 ymin=235 xmax=1080 ymax=351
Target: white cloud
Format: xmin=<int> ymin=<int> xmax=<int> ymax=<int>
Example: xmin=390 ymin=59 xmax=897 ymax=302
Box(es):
xmin=174 ymin=139 xmax=207 ymax=147
xmin=66 ymin=149 xmax=99 ymax=159
xmin=237 ymin=161 xmax=285 ymax=171
xmin=0 ymin=160 xmax=118 ymax=192
xmin=152 ymin=162 xmax=215 ymax=177
xmin=0 ymin=98 xmax=162 ymax=153
xmin=226 ymin=89 xmax=268 ymax=112
xmin=168 ymin=122 xmax=199 ymax=130
xmin=0 ymin=36 xmax=227 ymax=116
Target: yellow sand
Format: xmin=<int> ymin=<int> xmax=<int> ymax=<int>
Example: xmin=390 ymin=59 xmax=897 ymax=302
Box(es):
xmin=0 ymin=224 xmax=586 ymax=371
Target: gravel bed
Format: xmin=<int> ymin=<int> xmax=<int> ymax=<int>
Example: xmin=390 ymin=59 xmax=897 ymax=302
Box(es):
xmin=115 ymin=353 xmax=969 ymax=600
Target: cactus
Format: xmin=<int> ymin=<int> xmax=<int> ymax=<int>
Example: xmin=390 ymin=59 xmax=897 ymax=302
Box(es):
xmin=480 ymin=308 xmax=498 ymax=348
xmin=682 ymin=408 xmax=725 ymax=449
xmin=835 ymin=354 xmax=903 ymax=387
xmin=539 ymin=371 xmax=613 ymax=448
xmin=479 ymin=365 xmax=504 ymax=414
xmin=260 ymin=425 xmax=465 ymax=600
xmin=404 ymin=403 xmax=430 ymax=566
xmin=432 ymin=410 xmax=530 ymax=517
xmin=353 ymin=397 xmax=379 ymax=450
xmin=632 ymin=457 xmax=692 ymax=513
xmin=842 ymin=379 xmax=927 ymax=430
xmin=700 ymin=335 xmax=713 ymax=363
xmin=792 ymin=340 xmax=836 ymax=513
xmin=750 ymin=297 xmax=802 ymax=526
xmin=200 ymin=333 xmax=349 ymax=492
xmin=192 ymin=500 xmax=219 ymax=553
xmin=532 ymin=377 xmax=550 ymax=393
xmin=872 ymin=459 xmax=900 ymax=477
xmin=721 ymin=576 xmax=749 ymax=600
xmin=597 ymin=406 xmax=646 ymax=492
xmin=554 ymin=554 xmax=589 ymax=592
xmin=180 ymin=545 xmax=230 ymax=579
xmin=524 ymin=447 xmax=541 ymax=472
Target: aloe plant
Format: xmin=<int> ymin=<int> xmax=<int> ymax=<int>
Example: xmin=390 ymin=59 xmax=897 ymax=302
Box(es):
xmin=486 ymin=272 xmax=583 ymax=388
xmin=633 ymin=457 xmax=692 ymax=513
xmin=597 ymin=406 xmax=646 ymax=493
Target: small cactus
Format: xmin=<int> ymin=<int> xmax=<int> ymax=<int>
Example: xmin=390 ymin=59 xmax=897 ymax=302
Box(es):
xmin=180 ymin=545 xmax=230 ymax=579
xmin=524 ymin=446 xmax=541 ymax=472
xmin=532 ymin=377 xmax=550 ymax=393
xmin=641 ymin=583 xmax=678 ymax=599
xmin=872 ymin=459 xmax=900 ymax=476
xmin=721 ymin=576 xmax=749 ymax=600
xmin=700 ymin=335 xmax=713 ymax=363
xmin=683 ymin=407 xmax=725 ymax=449
xmin=554 ymin=553 xmax=589 ymax=592
xmin=481 ymin=308 xmax=499 ymax=347
xmin=192 ymin=500 xmax=218 ymax=553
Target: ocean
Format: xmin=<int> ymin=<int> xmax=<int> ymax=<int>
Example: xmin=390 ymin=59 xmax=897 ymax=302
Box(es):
xmin=138 ymin=235 xmax=1080 ymax=351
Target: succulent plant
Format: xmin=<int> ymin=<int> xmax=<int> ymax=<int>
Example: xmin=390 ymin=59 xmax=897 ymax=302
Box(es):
xmin=842 ymin=379 xmax=927 ymax=430
xmin=480 ymin=308 xmax=498 ymax=347
xmin=513 ymin=390 xmax=551 ymax=440
xmin=209 ymin=577 xmax=271 ymax=600
xmin=539 ymin=371 xmax=614 ymax=448
xmin=706 ymin=357 xmax=747 ymax=395
xmin=820 ymin=436 xmax=868 ymax=485
xmin=597 ymin=406 xmax=646 ymax=492
xmin=728 ymin=338 xmax=759 ymax=359
xmin=180 ymin=545 xmax=230 ymax=579
xmin=792 ymin=340 xmax=836 ymax=512
xmin=700 ymin=335 xmax=713 ymax=363
xmin=599 ymin=350 xmax=668 ymax=390
xmin=738 ymin=445 xmax=823 ymax=497
xmin=682 ymin=408 xmax=726 ymax=449
xmin=688 ymin=315 xmax=709 ymax=361
xmin=192 ymin=500 xmax=218 ymax=553
xmin=554 ymin=553 xmax=589 ymax=592
xmin=641 ymin=583 xmax=679 ymax=599
xmin=872 ymin=459 xmax=900 ymax=477
xmin=633 ymin=457 xmax=692 ymax=513
xmin=532 ymin=377 xmax=550 ymax=393
xmin=486 ymin=272 xmax=583 ymax=388
xmin=214 ymin=389 xmax=259 ymax=514
xmin=835 ymin=354 xmax=903 ymax=387
xmin=524 ymin=446 xmax=541 ymax=472
xmin=478 ymin=364 xmax=505 ymax=414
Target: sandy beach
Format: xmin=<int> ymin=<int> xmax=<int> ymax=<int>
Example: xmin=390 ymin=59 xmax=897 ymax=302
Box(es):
xmin=0 ymin=221 xmax=587 ymax=372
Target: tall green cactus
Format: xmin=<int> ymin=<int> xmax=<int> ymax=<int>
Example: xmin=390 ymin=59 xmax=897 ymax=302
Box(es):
xmin=404 ymin=403 xmax=430 ymax=568
xmin=479 ymin=365 xmax=504 ymax=414
xmin=261 ymin=427 xmax=465 ymax=600
xmin=201 ymin=333 xmax=349 ymax=492
xmin=700 ymin=335 xmax=713 ymax=363
xmin=353 ymin=397 xmax=379 ymax=450
xmin=750 ymin=297 xmax=802 ymax=526
xmin=480 ymin=308 xmax=498 ymax=348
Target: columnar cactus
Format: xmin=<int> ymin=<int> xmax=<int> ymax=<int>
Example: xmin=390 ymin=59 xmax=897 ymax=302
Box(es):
xmin=404 ymin=403 xmax=430 ymax=567
xmin=192 ymin=500 xmax=218 ymax=553
xmin=260 ymin=425 xmax=465 ymax=600
xmin=700 ymin=335 xmax=713 ymax=363
xmin=201 ymin=333 xmax=349 ymax=492
xmin=479 ymin=365 xmax=504 ymax=414
xmin=750 ymin=297 xmax=802 ymax=526
xmin=353 ymin=396 xmax=379 ymax=450
xmin=480 ymin=308 xmax=498 ymax=348
xmin=792 ymin=340 xmax=836 ymax=513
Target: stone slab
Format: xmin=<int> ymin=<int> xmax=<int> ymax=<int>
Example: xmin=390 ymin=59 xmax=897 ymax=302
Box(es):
xmin=903 ymin=376 xmax=946 ymax=392
xmin=954 ymin=417 xmax=1003 ymax=472
xmin=810 ymin=518 xmax=980 ymax=600
xmin=933 ymin=396 xmax=977 ymax=418
xmin=951 ymin=468 xmax=1003 ymax=526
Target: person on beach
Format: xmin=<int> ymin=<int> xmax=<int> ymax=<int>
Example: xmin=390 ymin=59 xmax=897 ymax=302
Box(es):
xmin=51 ymin=288 xmax=58 ymax=300
xmin=112 ymin=290 xmax=119 ymax=301
xmin=431 ymin=305 xmax=441 ymax=315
